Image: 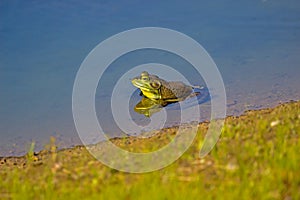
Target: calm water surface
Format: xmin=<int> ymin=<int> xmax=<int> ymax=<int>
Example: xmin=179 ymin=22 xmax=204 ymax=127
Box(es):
xmin=1 ymin=0 xmax=300 ymax=156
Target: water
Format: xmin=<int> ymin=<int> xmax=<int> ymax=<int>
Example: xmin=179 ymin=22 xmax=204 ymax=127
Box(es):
xmin=1 ymin=0 xmax=300 ymax=156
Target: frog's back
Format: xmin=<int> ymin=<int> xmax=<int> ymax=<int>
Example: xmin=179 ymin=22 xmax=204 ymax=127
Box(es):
xmin=161 ymin=81 xmax=193 ymax=101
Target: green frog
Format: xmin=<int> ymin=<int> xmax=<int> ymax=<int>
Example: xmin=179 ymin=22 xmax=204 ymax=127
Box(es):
xmin=131 ymin=71 xmax=195 ymax=104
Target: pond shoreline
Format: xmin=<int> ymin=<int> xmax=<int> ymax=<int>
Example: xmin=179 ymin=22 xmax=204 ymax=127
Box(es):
xmin=0 ymin=99 xmax=298 ymax=163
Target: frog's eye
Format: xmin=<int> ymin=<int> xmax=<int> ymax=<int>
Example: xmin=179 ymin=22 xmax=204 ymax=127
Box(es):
xmin=141 ymin=71 xmax=149 ymax=76
xmin=142 ymin=76 xmax=149 ymax=81
xmin=150 ymin=81 xmax=161 ymax=89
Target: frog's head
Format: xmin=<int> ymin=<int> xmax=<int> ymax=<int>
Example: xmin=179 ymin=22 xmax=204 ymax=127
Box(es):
xmin=131 ymin=71 xmax=164 ymax=100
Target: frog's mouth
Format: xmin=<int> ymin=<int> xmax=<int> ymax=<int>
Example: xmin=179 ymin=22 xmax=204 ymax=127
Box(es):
xmin=131 ymin=80 xmax=153 ymax=92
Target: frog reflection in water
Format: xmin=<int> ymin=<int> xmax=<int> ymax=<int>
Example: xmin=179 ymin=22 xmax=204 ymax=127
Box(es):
xmin=131 ymin=71 xmax=201 ymax=117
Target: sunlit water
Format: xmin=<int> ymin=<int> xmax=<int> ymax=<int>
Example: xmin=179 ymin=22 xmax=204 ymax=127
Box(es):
xmin=1 ymin=0 xmax=300 ymax=156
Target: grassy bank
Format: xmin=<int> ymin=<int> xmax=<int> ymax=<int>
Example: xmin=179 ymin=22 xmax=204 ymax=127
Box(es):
xmin=0 ymin=101 xmax=299 ymax=199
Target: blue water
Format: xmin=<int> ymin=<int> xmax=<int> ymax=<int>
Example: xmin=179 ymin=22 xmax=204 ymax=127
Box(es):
xmin=1 ymin=0 xmax=300 ymax=156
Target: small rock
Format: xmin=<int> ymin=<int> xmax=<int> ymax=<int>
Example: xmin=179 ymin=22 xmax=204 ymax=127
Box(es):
xmin=270 ymin=120 xmax=280 ymax=127
xmin=199 ymin=159 xmax=206 ymax=164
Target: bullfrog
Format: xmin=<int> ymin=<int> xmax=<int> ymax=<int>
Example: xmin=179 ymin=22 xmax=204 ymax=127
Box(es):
xmin=131 ymin=71 xmax=195 ymax=104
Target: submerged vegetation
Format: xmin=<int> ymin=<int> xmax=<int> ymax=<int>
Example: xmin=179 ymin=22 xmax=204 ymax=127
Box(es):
xmin=0 ymin=101 xmax=299 ymax=199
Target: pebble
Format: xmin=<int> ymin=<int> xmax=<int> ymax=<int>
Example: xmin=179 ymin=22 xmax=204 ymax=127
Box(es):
xmin=270 ymin=120 xmax=280 ymax=127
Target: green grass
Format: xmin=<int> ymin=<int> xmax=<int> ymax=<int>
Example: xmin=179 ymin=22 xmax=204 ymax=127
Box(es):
xmin=0 ymin=101 xmax=299 ymax=199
